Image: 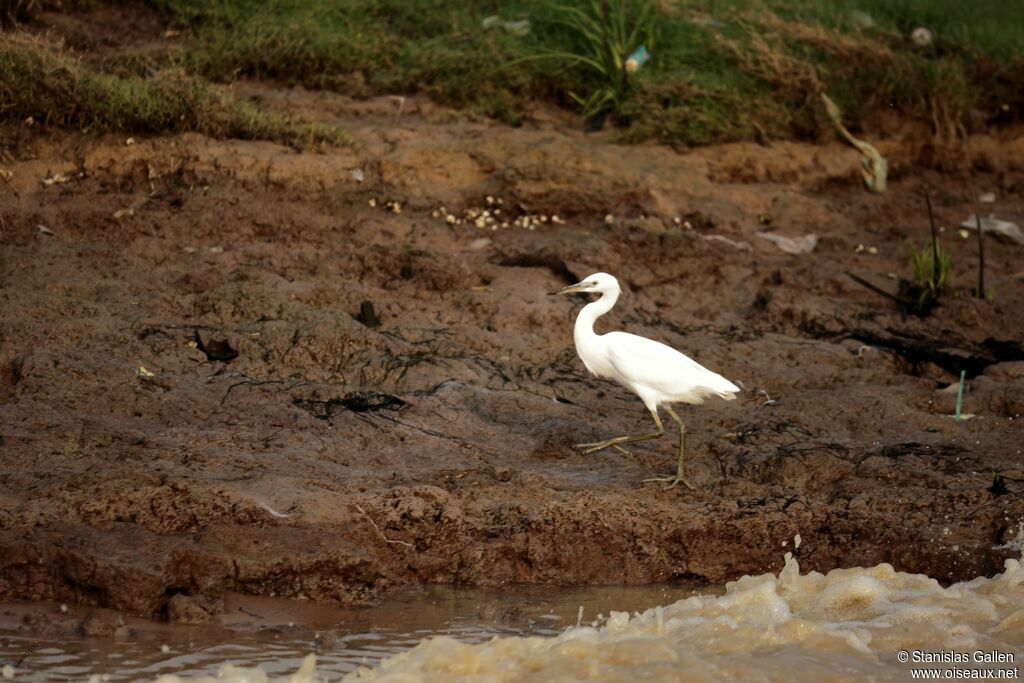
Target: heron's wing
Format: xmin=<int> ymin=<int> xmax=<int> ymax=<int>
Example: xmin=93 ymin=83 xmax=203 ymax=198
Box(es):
xmin=605 ymin=331 xmax=739 ymax=402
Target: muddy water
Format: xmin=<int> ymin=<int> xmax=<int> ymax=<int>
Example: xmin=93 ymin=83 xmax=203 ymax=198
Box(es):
xmin=4 ymin=555 xmax=1021 ymax=682
xmin=0 ymin=584 xmax=708 ymax=681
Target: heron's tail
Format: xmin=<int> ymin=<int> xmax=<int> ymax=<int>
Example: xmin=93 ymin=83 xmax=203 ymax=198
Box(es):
xmin=707 ymin=374 xmax=740 ymax=401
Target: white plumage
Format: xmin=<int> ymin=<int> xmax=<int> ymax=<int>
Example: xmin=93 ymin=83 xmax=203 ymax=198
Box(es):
xmin=556 ymin=272 xmax=739 ymax=489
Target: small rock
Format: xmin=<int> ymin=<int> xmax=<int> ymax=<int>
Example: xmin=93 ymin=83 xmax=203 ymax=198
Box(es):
xmin=983 ymin=361 xmax=1024 ymax=380
xmin=167 ymin=594 xmax=211 ymax=625
xmin=80 ymin=609 xmax=125 ymax=637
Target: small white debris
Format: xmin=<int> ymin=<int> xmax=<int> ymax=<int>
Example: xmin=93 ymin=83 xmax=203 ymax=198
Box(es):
xmin=431 ymin=210 xmax=440 ymax=218
xmin=161 ymin=644 xmax=170 ymax=654
xmin=42 ymin=172 xmax=70 ymax=186
xmin=0 ymin=169 xmax=12 ymax=184
xmin=959 ymin=229 xmax=971 ymax=239
xmin=485 ymin=195 xmax=495 ymax=205
xmin=979 ymin=192 xmax=996 ymax=203
xmin=855 ymin=243 xmax=865 ymax=253
xmin=126 ymin=137 xmax=136 ymax=146
xmin=350 ymin=168 xmax=365 ymax=183
xmin=60 ymin=603 xmax=68 ymax=613
xmin=604 ymin=214 xmax=614 ymax=224
xmin=257 ymin=501 xmax=295 ymax=519
xmin=113 ymin=208 xmax=134 ymax=220
xmin=138 ymin=366 xmax=156 ymax=379
xmin=37 ymin=224 xmax=55 ymax=236
xmin=758 ymin=232 xmax=817 ymax=255
xmin=703 ymin=234 xmax=752 ymax=251
xmin=961 ymin=214 xmax=1024 ymax=245
xmin=910 ymin=27 xmax=933 ymax=47
xmin=446 ymin=214 xmax=456 ymax=224
xmin=551 ymin=215 xmax=565 ymax=224
xmin=368 ymin=198 xmax=377 ymax=207
xmin=867 ymin=246 xmax=878 ymax=255
xmin=2 ymin=664 xmax=13 ymax=680
xmin=208 ymin=246 xmax=224 ymax=254
xmin=794 ymin=533 xmax=802 ymax=549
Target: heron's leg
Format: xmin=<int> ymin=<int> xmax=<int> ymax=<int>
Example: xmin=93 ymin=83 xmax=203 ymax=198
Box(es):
xmin=575 ymin=410 xmax=664 ymax=455
xmin=643 ymin=406 xmax=695 ymax=491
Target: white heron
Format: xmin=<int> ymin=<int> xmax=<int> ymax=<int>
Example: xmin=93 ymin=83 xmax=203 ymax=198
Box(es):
xmin=554 ymin=272 xmax=739 ymax=490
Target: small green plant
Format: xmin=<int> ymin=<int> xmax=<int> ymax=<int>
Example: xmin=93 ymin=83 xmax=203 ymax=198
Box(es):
xmin=909 ymin=239 xmax=951 ymax=310
xmin=522 ymin=0 xmax=659 ymax=123
xmin=903 ymin=193 xmax=952 ymax=315
xmin=847 ymin=191 xmax=953 ymax=317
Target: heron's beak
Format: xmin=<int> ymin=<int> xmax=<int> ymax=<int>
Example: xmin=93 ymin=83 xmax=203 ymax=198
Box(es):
xmin=550 ymin=281 xmax=588 ymax=296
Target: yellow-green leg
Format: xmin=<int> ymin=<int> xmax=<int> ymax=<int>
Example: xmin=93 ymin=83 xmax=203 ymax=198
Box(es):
xmin=575 ymin=410 xmax=664 ymax=455
xmin=643 ymin=406 xmax=695 ymax=491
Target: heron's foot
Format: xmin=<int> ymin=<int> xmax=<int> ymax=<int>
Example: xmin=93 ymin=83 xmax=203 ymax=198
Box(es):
xmin=643 ymin=473 xmax=696 ymax=491
xmin=574 ymin=440 xmax=616 ymax=455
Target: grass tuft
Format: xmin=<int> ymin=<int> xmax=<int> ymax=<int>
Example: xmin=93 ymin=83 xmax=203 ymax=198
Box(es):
xmin=0 ymin=33 xmax=350 ymax=147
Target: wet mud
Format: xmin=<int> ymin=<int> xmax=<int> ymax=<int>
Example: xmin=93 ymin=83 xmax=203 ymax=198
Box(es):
xmin=2 ymin=81 xmax=1024 ymax=626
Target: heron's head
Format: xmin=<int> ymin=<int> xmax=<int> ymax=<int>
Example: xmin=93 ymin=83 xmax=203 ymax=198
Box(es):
xmin=553 ymin=272 xmax=620 ymax=297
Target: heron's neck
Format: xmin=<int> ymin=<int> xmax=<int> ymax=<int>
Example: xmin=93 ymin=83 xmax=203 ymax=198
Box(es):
xmin=574 ymin=289 xmax=619 ymax=344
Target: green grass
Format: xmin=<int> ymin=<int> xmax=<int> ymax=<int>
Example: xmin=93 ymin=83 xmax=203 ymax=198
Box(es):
xmin=0 ymin=34 xmax=349 ymax=146
xmin=3 ymin=0 xmax=1023 ymax=147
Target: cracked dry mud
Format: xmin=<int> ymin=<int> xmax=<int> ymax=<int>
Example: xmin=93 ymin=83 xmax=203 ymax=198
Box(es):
xmin=1 ymin=89 xmax=1024 ymax=623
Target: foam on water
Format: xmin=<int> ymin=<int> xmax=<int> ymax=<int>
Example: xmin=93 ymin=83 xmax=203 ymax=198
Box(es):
xmin=8 ymin=555 xmax=1023 ymax=682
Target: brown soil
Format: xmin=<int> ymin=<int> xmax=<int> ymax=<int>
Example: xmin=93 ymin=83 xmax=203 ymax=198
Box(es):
xmin=2 ymin=12 xmax=1024 ymax=626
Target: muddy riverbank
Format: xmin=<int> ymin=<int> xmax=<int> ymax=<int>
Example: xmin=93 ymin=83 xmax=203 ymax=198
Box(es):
xmin=1 ymin=88 xmax=1023 ymax=623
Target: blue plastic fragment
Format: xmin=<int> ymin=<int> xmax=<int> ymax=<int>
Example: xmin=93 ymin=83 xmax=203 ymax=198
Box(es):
xmin=625 ymin=45 xmax=650 ymax=72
